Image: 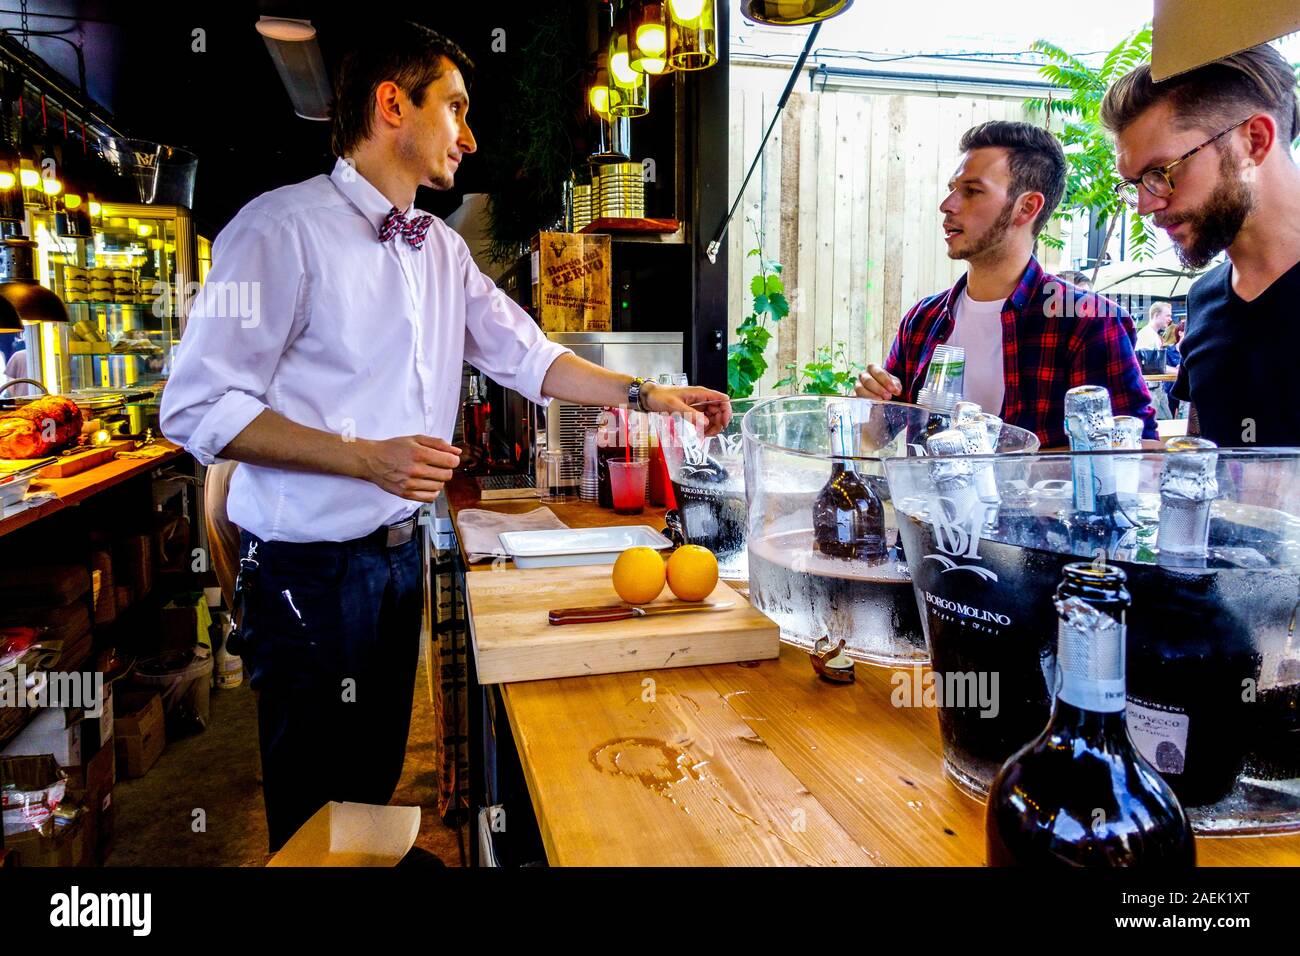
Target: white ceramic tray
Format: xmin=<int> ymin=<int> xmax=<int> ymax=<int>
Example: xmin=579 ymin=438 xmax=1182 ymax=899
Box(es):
xmin=498 ymin=525 xmax=672 ymax=568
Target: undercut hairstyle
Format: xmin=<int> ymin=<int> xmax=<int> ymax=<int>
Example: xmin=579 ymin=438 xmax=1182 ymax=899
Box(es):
xmin=331 ymin=23 xmax=475 ymax=157
xmin=958 ymin=121 xmax=1068 ymax=236
xmin=1101 ymin=43 xmax=1299 ymax=148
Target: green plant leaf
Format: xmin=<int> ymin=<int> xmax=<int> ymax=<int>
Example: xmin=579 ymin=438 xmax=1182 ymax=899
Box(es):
xmin=750 ymin=274 xmax=766 ymax=299
xmin=768 ymin=292 xmax=790 ymax=320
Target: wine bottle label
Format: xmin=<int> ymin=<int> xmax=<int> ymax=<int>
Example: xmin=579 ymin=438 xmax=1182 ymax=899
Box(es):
xmin=1058 ymin=673 xmax=1126 ymax=712
xmin=1126 ymin=696 xmax=1190 ymax=775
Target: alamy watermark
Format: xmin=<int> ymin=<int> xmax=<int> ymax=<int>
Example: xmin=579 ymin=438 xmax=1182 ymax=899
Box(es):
xmin=0 ymin=666 xmax=105 ymax=718
xmin=152 ymin=277 xmax=262 ymax=328
xmin=890 ymin=666 xmax=1000 ymax=718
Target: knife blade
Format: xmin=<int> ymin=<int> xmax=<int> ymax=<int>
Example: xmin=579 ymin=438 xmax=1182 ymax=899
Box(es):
xmin=548 ymin=601 xmax=734 ymax=626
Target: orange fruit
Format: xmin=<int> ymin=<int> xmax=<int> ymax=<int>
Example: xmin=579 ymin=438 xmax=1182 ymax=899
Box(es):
xmin=666 ymin=545 xmax=719 ymax=602
xmin=612 ymin=546 xmax=666 ymax=605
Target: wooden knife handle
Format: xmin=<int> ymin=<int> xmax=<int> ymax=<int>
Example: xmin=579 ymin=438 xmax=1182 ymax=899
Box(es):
xmin=548 ymin=605 xmax=637 ymax=626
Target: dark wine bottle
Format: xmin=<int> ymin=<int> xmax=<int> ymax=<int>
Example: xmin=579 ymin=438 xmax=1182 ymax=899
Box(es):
xmin=1125 ymin=438 xmax=1260 ymax=806
xmin=986 ymin=561 xmax=1196 ymax=867
xmin=813 ymin=402 xmax=887 ymax=561
xmin=1063 ymin=385 xmax=1138 ymax=559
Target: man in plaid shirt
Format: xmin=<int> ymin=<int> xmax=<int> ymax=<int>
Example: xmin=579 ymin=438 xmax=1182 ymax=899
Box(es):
xmin=856 ymin=121 xmax=1157 ymax=448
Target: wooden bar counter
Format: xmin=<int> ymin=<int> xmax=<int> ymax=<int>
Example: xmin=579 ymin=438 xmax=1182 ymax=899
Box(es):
xmin=0 ymin=441 xmax=187 ymax=540
xmin=447 ymin=476 xmax=1300 ymax=867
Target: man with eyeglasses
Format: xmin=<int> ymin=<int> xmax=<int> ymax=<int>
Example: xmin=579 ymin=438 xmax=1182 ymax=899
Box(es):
xmin=1102 ymin=44 xmax=1300 ymax=447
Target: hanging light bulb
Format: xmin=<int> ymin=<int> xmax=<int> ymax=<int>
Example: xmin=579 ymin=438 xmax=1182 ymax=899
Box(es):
xmin=608 ymin=5 xmax=649 ymax=118
xmin=669 ymin=0 xmax=707 ymax=19
xmin=588 ymin=56 xmax=612 ymax=116
xmin=739 ymin=0 xmax=854 ymax=25
xmin=667 ymin=0 xmax=718 ymax=71
xmin=630 ymin=2 xmax=669 ymax=75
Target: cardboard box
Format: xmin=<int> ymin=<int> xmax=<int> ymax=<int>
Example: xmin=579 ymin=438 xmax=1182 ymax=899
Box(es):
xmin=61 ymin=739 xmax=114 ymax=863
xmin=267 ymin=802 xmax=420 ymax=867
xmin=5 ymin=808 xmax=86 ymax=867
xmin=530 ymin=231 xmax=611 ymax=333
xmin=1 ymin=755 xmax=66 ymax=837
xmin=1153 ymin=0 xmax=1300 ymax=80
xmin=2 ymin=707 xmax=85 ymax=766
xmin=1 ymin=684 xmax=111 ymax=767
xmin=113 ymin=691 xmax=165 ymax=779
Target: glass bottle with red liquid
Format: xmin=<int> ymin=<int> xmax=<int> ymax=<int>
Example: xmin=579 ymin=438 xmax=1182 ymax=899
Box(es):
xmin=460 ymin=374 xmax=494 ymax=474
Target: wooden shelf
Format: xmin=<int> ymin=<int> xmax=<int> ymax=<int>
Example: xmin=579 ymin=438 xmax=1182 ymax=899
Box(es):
xmin=580 ymin=218 xmax=684 ymax=243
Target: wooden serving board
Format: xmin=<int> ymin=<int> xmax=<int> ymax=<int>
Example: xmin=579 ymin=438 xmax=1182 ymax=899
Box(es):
xmin=466 ymin=564 xmax=778 ymax=684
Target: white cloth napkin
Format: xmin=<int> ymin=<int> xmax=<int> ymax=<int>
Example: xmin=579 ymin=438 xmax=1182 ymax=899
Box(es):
xmin=456 ymin=506 xmax=570 ymax=562
xmin=1 ymin=490 xmax=57 ymax=519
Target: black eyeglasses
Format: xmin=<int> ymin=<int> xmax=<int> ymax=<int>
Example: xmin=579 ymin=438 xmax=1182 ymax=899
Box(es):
xmin=1114 ymin=118 xmax=1249 ymax=208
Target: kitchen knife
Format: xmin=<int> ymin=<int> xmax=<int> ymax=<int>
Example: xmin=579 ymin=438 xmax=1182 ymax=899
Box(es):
xmin=548 ymin=601 xmax=734 ymax=626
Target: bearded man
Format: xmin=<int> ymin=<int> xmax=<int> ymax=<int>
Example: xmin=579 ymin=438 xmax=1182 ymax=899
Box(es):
xmin=1103 ymin=44 xmax=1300 ymax=447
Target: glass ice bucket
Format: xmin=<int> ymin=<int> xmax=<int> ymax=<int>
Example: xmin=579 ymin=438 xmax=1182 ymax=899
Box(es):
xmin=884 ymin=447 xmax=1300 ymax=834
xmin=742 ymin=395 xmax=1039 ymax=665
xmin=653 ymin=398 xmax=759 ymax=580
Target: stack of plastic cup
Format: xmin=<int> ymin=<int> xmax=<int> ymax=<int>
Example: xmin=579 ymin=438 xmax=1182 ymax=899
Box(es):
xmin=917 ymin=344 xmax=966 ymax=416
xmin=580 ymin=427 xmax=599 ymax=501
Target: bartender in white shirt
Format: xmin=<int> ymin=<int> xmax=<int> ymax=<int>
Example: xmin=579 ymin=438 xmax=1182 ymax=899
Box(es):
xmin=161 ymin=23 xmax=730 ymax=852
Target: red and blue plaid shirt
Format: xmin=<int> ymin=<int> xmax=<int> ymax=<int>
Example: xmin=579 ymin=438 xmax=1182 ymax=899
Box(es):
xmin=884 ymin=256 xmax=1157 ymax=448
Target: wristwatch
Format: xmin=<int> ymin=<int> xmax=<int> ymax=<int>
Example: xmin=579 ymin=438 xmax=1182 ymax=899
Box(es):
xmin=628 ymin=376 xmax=652 ymax=412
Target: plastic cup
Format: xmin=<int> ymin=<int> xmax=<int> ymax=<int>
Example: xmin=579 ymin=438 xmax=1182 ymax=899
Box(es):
xmin=539 ymin=450 xmax=575 ymax=503
xmin=608 ymin=459 xmax=649 ymax=515
xmin=917 ymin=344 xmax=966 ymax=413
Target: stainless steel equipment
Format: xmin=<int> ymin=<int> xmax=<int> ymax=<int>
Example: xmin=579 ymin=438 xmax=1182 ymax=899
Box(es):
xmin=543 ymin=331 xmax=683 ymax=480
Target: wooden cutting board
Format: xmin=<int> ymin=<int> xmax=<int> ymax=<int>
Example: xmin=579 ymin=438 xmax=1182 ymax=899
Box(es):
xmin=38 ymin=443 xmax=129 ymax=478
xmin=466 ymin=564 xmax=778 ymax=684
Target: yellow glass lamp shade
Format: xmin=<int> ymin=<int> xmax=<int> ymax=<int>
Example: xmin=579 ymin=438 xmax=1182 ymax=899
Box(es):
xmin=631 ymin=1 xmax=669 ymax=74
xmin=88 ymin=200 xmax=102 ymax=217
xmin=589 ymin=83 xmax=611 ymax=116
xmin=0 ymin=171 xmax=15 ymax=190
xmin=19 ymin=166 xmax=40 ymax=188
xmin=41 ymin=177 xmax=62 ymax=196
xmin=62 ymin=194 xmax=82 ymax=209
xmin=609 ymin=14 xmax=650 ymax=118
xmin=739 ymin=0 xmax=854 ymax=25
xmin=667 ymin=0 xmax=718 ymax=71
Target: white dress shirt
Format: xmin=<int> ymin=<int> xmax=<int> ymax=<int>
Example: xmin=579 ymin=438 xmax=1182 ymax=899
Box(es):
xmin=161 ymin=158 xmax=571 ymax=542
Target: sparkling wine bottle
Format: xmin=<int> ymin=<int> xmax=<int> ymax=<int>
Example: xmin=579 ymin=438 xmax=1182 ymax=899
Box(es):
xmin=986 ymin=561 xmax=1196 ymax=867
xmin=813 ymin=402 xmax=887 ymax=561
xmin=1063 ymin=385 xmax=1137 ymax=559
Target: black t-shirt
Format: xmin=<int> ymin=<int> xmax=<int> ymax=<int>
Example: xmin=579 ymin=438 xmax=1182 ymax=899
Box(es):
xmin=1173 ymin=258 xmax=1300 ymax=447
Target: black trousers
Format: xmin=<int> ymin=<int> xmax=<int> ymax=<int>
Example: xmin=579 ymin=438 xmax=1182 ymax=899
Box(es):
xmin=236 ymin=529 xmax=424 ymax=853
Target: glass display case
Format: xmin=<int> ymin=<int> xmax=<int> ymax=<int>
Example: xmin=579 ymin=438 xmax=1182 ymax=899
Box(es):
xmin=18 ymin=201 xmax=204 ymax=435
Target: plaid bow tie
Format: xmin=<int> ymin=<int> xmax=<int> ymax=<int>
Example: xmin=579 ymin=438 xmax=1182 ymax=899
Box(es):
xmin=378 ymin=207 xmax=434 ymax=249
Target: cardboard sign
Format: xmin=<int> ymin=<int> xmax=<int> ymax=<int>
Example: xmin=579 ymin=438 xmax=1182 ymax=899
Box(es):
xmin=529 ymin=231 xmax=612 ymax=333
xmin=1153 ymin=0 xmax=1300 ymax=80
